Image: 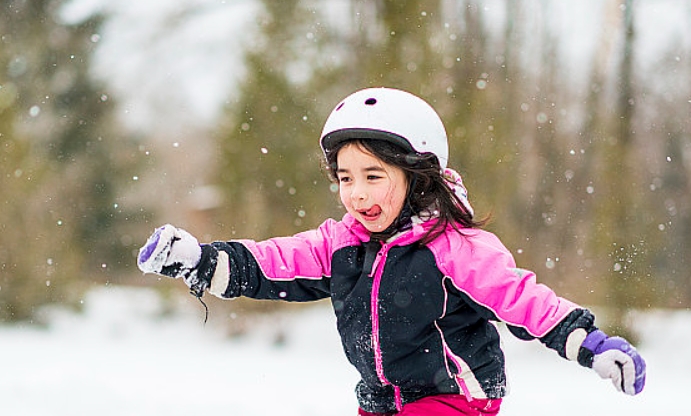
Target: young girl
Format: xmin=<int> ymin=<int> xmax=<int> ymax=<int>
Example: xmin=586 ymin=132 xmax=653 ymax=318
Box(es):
xmin=137 ymin=87 xmax=646 ymax=415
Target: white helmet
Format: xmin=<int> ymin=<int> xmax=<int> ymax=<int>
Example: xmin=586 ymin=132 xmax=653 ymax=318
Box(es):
xmin=320 ymin=87 xmax=449 ymax=168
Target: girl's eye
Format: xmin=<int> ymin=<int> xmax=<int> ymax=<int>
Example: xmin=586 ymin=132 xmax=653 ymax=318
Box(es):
xmin=338 ymin=176 xmax=351 ymax=183
xmin=367 ymin=175 xmax=382 ymax=181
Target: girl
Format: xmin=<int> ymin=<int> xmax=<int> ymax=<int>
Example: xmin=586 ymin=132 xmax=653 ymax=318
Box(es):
xmin=137 ymin=87 xmax=646 ymax=415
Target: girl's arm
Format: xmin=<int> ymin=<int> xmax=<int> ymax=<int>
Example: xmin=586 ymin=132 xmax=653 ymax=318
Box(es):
xmin=204 ymin=231 xmax=334 ymax=301
xmin=138 ymin=220 xmax=344 ymax=302
xmin=432 ymin=229 xmax=581 ymax=338
xmin=434 ymin=229 xmax=645 ymax=395
xmin=506 ymin=308 xmax=595 ymax=360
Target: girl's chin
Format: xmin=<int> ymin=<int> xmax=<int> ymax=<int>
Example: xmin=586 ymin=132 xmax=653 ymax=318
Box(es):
xmin=361 ymin=219 xmax=394 ymax=233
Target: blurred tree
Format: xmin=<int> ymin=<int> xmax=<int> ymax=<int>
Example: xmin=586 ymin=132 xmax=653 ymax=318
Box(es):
xmin=592 ymin=0 xmax=653 ymax=334
xmin=213 ymin=0 xmax=338 ymax=243
xmin=205 ymin=0 xmax=354 ymax=316
xmin=345 ymin=0 xmax=444 ymax=92
xmin=510 ymin=1 xmax=571 ymax=292
xmin=0 ymin=0 xmax=141 ymax=321
xmin=635 ymin=37 xmax=691 ymax=307
xmin=564 ymin=0 xmax=623 ymax=304
xmin=0 ymin=39 xmax=34 ymax=319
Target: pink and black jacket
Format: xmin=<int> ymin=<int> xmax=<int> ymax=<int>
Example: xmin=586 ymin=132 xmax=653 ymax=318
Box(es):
xmin=198 ymin=214 xmax=597 ymax=414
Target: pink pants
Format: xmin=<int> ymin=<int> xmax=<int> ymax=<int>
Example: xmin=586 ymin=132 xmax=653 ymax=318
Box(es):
xmin=358 ymin=394 xmax=501 ymax=416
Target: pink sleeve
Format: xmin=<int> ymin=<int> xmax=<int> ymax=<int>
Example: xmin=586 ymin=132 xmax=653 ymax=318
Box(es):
xmin=430 ymin=230 xmax=579 ymax=338
xmin=236 ymin=218 xmax=350 ymax=280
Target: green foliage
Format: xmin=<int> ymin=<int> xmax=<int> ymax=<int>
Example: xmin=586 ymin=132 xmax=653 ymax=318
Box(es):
xmin=214 ymin=0 xmax=340 ymax=240
xmin=0 ymin=0 xmax=143 ymax=321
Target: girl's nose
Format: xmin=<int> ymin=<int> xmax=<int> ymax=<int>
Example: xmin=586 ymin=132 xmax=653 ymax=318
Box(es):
xmin=351 ymin=188 xmax=367 ymax=202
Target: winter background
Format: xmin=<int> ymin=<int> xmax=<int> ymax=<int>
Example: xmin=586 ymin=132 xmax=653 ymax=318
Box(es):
xmin=3 ymin=0 xmax=689 ymax=415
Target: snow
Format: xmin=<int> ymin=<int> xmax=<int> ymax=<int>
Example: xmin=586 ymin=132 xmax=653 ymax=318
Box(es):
xmin=1 ymin=286 xmax=684 ymax=415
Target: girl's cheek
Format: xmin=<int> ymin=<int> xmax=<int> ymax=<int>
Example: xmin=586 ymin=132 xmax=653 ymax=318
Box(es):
xmin=338 ymin=187 xmax=350 ymax=208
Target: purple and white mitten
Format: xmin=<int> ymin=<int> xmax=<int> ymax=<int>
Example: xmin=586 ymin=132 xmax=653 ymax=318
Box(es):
xmin=138 ymin=224 xmax=207 ymax=295
xmin=581 ymin=329 xmax=646 ymax=395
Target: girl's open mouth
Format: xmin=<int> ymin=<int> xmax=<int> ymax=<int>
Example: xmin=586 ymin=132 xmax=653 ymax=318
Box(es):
xmin=359 ymin=205 xmax=382 ymax=221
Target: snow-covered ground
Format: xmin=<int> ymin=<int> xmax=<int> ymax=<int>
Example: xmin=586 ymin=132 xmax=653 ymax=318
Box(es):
xmin=0 ymin=286 xmax=684 ymax=415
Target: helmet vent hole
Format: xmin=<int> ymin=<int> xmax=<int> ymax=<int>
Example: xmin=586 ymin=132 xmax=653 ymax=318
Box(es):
xmin=421 ymin=140 xmax=427 ymax=146
xmin=364 ymin=98 xmax=377 ymax=105
xmin=336 ymin=102 xmax=345 ymax=111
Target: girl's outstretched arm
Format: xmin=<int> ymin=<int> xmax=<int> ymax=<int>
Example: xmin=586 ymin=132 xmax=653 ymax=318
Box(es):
xmin=431 ymin=228 xmax=646 ymax=395
xmin=138 ymin=221 xmax=343 ymax=302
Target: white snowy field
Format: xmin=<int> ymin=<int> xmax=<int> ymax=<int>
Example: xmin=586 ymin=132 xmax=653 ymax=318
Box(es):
xmin=0 ymin=286 xmax=685 ymax=416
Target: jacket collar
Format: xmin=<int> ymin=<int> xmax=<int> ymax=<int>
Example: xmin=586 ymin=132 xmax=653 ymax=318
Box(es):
xmin=342 ymin=213 xmax=439 ymax=246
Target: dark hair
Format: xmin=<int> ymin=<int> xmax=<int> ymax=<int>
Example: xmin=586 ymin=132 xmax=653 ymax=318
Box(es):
xmin=325 ymin=138 xmax=487 ymax=244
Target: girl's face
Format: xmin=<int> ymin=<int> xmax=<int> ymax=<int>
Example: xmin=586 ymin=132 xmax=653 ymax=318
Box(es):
xmin=336 ymin=143 xmax=408 ymax=233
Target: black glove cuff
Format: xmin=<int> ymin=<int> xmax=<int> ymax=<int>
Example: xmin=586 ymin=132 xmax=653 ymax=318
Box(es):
xmin=188 ymin=244 xmax=218 ymax=297
xmin=577 ymin=346 xmax=595 ymax=368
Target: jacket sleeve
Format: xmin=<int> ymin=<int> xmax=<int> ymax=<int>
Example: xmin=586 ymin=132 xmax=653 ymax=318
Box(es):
xmin=507 ymin=308 xmax=598 ymax=364
xmin=433 ymin=229 xmax=596 ymax=362
xmin=197 ymin=219 xmax=341 ymax=302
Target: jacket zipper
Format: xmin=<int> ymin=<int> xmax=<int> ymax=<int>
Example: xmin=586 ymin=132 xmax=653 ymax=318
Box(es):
xmin=368 ymin=243 xmax=404 ymax=411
